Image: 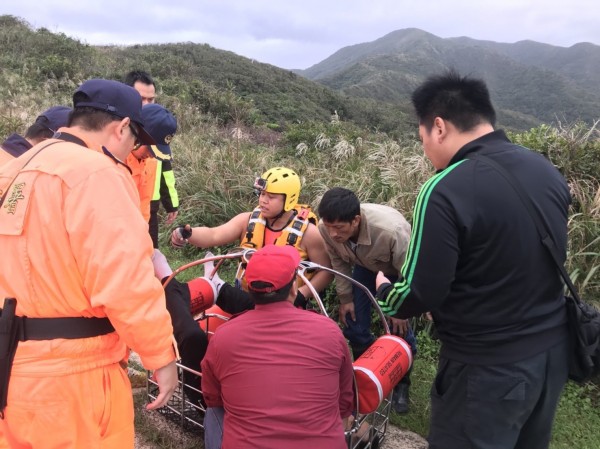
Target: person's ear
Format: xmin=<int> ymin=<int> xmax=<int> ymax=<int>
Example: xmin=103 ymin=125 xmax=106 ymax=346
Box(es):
xmin=289 ymin=279 xmax=299 ymax=303
xmin=111 ymin=117 xmax=129 ymax=142
xmin=433 ymin=117 xmax=447 ymax=143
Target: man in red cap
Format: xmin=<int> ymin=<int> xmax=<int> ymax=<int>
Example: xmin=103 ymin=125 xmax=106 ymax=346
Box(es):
xmin=201 ymin=245 xmax=354 ymax=449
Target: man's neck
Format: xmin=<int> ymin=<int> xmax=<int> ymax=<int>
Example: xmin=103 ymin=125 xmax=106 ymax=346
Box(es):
xmin=266 ymin=209 xmax=295 ymax=231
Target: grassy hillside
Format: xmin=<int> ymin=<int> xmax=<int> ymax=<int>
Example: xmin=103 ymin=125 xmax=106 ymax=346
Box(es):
xmin=0 ymin=15 xmax=413 ymax=136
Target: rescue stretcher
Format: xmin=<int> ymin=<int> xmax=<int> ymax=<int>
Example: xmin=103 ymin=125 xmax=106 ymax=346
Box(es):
xmin=147 ymin=249 xmax=411 ymax=448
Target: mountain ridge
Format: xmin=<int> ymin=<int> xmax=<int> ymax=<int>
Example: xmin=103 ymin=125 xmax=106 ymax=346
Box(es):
xmin=298 ymin=28 xmax=600 ymax=129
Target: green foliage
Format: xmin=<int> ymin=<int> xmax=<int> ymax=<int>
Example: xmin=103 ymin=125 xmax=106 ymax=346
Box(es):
xmin=0 ymin=114 xmax=24 ymax=138
xmin=510 ymin=122 xmax=600 ymax=180
xmin=550 ymin=381 xmax=600 ymax=449
xmin=510 ymin=123 xmax=600 ymax=301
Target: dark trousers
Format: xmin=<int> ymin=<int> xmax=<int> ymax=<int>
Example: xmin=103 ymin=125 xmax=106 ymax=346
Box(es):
xmin=428 ymin=339 xmax=569 ymax=449
xmin=216 ymin=282 xmax=254 ymax=315
xmin=148 ymin=200 xmax=160 ymax=249
xmin=344 ymin=265 xmax=417 ymax=354
xmin=163 ymin=278 xmax=209 ymax=404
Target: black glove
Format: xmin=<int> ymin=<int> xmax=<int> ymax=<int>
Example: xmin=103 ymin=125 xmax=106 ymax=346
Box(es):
xmin=179 ymin=224 xmax=193 ymax=239
xmin=294 ymin=290 xmax=308 ymax=309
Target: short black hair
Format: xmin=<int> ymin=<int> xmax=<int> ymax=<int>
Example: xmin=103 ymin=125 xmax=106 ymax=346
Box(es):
xmin=318 ymin=187 xmax=361 ymax=223
xmin=411 ymin=70 xmax=496 ymax=132
xmin=69 ymin=106 xmax=122 ymax=131
xmin=124 ymin=70 xmax=155 ymax=88
xmin=248 ymin=277 xmax=295 ymax=305
xmin=24 ymin=123 xmax=54 ymax=141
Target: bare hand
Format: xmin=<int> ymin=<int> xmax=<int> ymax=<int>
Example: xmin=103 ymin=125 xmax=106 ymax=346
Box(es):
xmin=339 ymin=302 xmax=356 ymax=327
xmin=375 ymin=271 xmax=391 ymax=290
xmin=388 ymin=316 xmax=409 ymax=336
xmin=165 ymin=211 xmax=178 ymax=225
xmin=343 ymin=415 xmax=355 ymax=431
xmin=146 ymin=360 xmax=178 ymax=410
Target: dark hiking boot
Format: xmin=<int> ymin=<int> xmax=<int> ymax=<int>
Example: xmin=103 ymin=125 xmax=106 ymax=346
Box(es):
xmin=391 ymin=382 xmax=409 ymax=414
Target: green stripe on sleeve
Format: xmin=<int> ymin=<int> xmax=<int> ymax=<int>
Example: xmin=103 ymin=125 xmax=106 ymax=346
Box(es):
xmin=379 ymin=160 xmax=467 ymax=314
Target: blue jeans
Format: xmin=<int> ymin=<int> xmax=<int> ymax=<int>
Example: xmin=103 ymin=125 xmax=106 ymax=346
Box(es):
xmin=204 ymin=406 xmax=225 ymax=449
xmin=343 ymin=265 xmax=417 ymax=361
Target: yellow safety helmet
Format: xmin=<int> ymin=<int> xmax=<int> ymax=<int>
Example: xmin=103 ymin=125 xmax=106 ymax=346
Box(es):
xmin=254 ymin=167 xmax=301 ymax=212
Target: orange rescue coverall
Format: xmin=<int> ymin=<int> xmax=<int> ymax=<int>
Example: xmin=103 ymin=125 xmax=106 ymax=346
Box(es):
xmin=126 ymin=153 xmax=157 ymax=222
xmin=0 ymin=130 xmax=175 ymax=449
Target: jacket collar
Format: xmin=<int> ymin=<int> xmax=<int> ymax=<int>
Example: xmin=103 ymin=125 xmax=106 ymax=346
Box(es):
xmin=54 ymin=128 xmax=132 ymax=174
xmin=444 ymin=129 xmax=510 ymax=170
xmin=354 ymin=207 xmax=372 ymax=246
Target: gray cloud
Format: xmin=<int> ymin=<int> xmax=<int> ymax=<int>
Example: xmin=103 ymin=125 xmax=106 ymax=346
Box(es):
xmin=4 ymin=0 xmax=599 ymax=69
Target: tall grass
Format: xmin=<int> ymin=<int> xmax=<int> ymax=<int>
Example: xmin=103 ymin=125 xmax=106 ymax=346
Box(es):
xmin=166 ymin=112 xmax=599 ymax=303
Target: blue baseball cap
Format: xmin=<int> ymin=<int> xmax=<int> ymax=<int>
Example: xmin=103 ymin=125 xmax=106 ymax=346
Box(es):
xmin=141 ymin=104 xmax=177 ymax=160
xmin=73 ymin=79 xmax=155 ymax=145
xmin=35 ymin=106 xmax=71 ymax=132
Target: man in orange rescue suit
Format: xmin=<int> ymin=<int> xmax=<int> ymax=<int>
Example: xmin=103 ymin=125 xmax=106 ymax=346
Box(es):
xmin=125 ymin=71 xmax=179 ymax=249
xmin=0 ymin=79 xmax=178 ymax=449
xmin=126 ymin=103 xmax=177 ymax=229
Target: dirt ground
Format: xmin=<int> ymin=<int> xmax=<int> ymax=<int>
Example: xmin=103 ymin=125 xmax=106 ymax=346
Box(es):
xmin=134 ymin=404 xmax=427 ymax=449
xmin=382 ymin=426 xmax=427 ymax=449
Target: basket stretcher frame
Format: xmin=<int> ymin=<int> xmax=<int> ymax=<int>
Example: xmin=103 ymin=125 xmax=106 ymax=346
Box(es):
xmin=147 ymin=249 xmax=401 ymax=448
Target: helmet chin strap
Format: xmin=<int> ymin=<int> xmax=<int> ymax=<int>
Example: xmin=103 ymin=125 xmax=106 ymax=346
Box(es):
xmin=267 ymin=208 xmax=286 ymax=229
xmin=267 ymin=207 xmax=296 ymax=231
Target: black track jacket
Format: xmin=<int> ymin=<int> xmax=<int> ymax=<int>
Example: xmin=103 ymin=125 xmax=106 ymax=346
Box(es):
xmin=378 ymin=130 xmax=571 ymax=364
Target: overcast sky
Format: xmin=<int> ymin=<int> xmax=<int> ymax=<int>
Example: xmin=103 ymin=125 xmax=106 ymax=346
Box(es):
xmin=4 ymin=0 xmax=599 ymax=69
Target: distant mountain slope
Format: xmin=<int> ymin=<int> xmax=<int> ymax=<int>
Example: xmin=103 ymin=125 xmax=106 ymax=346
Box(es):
xmin=299 ymin=29 xmax=600 ymax=129
xmin=449 ymin=38 xmax=600 ymax=96
xmin=0 ymin=15 xmax=410 ymax=134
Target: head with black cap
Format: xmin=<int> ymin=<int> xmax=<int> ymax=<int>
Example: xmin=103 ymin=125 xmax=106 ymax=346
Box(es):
xmin=131 ymin=103 xmax=177 ymax=161
xmin=24 ymin=106 xmax=72 ymax=145
xmin=69 ymin=79 xmax=155 ymax=161
xmin=245 ymin=245 xmax=301 ymax=305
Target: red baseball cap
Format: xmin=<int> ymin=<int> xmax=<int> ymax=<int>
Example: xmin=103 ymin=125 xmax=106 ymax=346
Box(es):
xmin=245 ymin=245 xmax=300 ymax=293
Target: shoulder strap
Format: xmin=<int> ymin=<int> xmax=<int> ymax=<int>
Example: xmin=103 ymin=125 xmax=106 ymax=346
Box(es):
xmin=469 ymin=154 xmax=580 ymax=303
xmin=0 ymin=141 xmax=61 ymax=208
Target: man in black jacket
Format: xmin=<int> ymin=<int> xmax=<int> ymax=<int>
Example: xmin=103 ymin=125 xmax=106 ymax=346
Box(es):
xmin=376 ymin=71 xmax=571 ymax=449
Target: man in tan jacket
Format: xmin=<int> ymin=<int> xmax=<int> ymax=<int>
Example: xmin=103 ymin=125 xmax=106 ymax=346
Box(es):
xmin=318 ymin=187 xmax=416 ymax=414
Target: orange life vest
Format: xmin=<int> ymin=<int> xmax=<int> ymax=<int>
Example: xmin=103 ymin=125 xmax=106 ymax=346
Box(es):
xmin=236 ymin=205 xmax=317 ymax=288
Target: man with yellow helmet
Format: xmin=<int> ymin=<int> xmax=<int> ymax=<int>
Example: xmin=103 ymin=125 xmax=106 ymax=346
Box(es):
xmin=171 ymin=166 xmax=333 ymax=312
xmin=170 ymin=167 xmax=334 ymax=448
